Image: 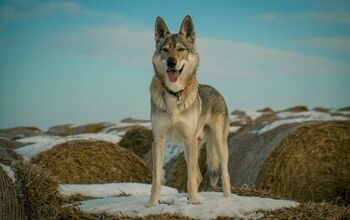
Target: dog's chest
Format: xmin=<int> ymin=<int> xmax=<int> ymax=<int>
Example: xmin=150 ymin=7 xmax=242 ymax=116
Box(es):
xmin=165 ymin=95 xmax=182 ymax=115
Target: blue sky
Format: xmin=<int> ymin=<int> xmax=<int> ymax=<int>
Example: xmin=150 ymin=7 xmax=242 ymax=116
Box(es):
xmin=0 ymin=0 xmax=350 ymax=129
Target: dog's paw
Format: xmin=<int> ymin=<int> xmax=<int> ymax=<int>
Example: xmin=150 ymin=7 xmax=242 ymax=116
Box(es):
xmin=145 ymin=201 xmax=158 ymax=208
xmin=187 ymin=197 xmax=201 ymax=205
xmin=223 ymin=191 xmax=232 ymax=197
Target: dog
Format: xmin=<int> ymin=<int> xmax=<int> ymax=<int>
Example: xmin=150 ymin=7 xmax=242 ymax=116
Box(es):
xmin=147 ymin=15 xmax=231 ymax=207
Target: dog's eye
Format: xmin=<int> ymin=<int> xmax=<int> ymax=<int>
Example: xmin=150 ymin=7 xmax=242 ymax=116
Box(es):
xmin=162 ymin=48 xmax=169 ymax=53
xmin=177 ymin=48 xmax=186 ymax=52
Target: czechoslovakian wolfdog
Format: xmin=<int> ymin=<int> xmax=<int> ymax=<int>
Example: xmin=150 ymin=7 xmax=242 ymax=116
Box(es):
xmin=147 ymin=15 xmax=231 ymax=207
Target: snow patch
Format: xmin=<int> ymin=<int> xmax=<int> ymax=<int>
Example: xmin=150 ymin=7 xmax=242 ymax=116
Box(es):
xmin=15 ymin=133 xmax=121 ymax=160
xmin=229 ymin=126 xmax=241 ymax=133
xmin=164 ymin=141 xmax=183 ymax=165
xmin=245 ymin=110 xmax=264 ymax=120
xmin=0 ymin=163 xmax=16 ymax=183
xmin=60 ymin=183 xmax=178 ymax=198
xmin=79 ymin=191 xmax=299 ymax=220
xmin=251 ymin=111 xmax=348 ymax=135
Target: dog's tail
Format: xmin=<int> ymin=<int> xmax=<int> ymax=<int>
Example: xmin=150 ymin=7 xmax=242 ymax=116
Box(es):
xmin=205 ymin=134 xmax=220 ymax=188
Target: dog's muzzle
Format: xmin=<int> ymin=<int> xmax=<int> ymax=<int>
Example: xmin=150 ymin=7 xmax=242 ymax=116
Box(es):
xmin=166 ymin=65 xmax=184 ymax=83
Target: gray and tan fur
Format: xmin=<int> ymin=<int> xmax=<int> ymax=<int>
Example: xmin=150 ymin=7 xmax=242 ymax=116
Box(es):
xmin=147 ymin=15 xmax=231 ymax=207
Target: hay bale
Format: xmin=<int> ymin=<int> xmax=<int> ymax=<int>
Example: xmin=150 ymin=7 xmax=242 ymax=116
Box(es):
xmin=32 ymin=140 xmax=151 ymax=184
xmin=256 ymin=121 xmax=350 ymax=204
xmin=0 ymin=165 xmax=25 ymax=220
xmin=231 ymin=109 xmax=246 ymax=116
xmin=263 ymin=202 xmax=350 ymax=219
xmin=47 ymin=122 xmax=110 ymax=136
xmin=257 ymin=107 xmax=274 ymax=113
xmin=338 ymin=106 xmax=350 ymax=112
xmin=16 ymin=163 xmax=62 ymax=220
xmin=119 ymin=126 xmax=153 ymax=158
xmin=313 ymin=107 xmax=330 ymax=113
xmin=283 ymin=105 xmax=309 ymax=112
xmin=0 ymin=148 xmax=22 ymax=165
xmin=0 ymin=126 xmax=42 ymax=140
xmin=228 ymin=122 xmax=305 ymax=187
xmin=120 ymin=117 xmax=150 ymax=123
xmin=0 ymin=138 xmax=25 ymax=150
xmin=165 ymin=148 xmax=210 ymax=192
xmin=0 ymin=138 xmax=24 ymax=164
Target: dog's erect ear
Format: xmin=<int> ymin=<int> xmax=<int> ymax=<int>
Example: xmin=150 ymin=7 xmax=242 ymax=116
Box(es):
xmin=179 ymin=15 xmax=195 ymax=42
xmin=155 ymin=16 xmax=169 ymax=42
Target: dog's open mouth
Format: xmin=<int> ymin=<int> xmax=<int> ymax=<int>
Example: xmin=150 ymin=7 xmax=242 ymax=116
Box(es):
xmin=167 ymin=65 xmax=184 ymax=83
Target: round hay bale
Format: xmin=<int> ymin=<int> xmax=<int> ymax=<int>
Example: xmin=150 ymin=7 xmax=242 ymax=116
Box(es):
xmin=16 ymin=163 xmax=61 ymax=220
xmin=0 ymin=148 xmax=22 ymax=165
xmin=256 ymin=121 xmax=350 ymax=204
xmin=165 ymin=148 xmax=210 ymax=192
xmin=0 ymin=138 xmax=25 ymax=150
xmin=120 ymin=117 xmax=150 ymax=123
xmin=313 ymin=106 xmax=330 ymax=113
xmin=119 ymin=126 xmax=153 ymax=158
xmin=257 ymin=107 xmax=274 ymax=113
xmin=47 ymin=122 xmax=111 ymax=136
xmin=0 ymin=165 xmax=25 ymax=220
xmin=32 ymin=140 xmax=151 ymax=184
xmin=228 ymin=121 xmax=305 ymax=187
xmin=283 ymin=105 xmax=309 ymax=112
xmin=0 ymin=126 xmax=42 ymax=140
xmin=338 ymin=106 xmax=350 ymax=112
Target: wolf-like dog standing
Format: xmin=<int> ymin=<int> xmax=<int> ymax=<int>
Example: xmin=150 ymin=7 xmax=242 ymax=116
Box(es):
xmin=147 ymin=15 xmax=231 ymax=207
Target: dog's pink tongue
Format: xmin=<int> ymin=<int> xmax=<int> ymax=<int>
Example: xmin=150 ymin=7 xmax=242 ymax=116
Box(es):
xmin=167 ymin=71 xmax=179 ymax=82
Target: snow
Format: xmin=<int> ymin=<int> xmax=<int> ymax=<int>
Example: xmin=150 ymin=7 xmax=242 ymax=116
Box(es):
xmin=229 ymin=114 xmax=239 ymax=121
xmin=78 ymin=190 xmax=299 ymax=220
xmin=15 ymin=133 xmax=121 ymax=160
xmin=245 ymin=110 xmax=264 ymax=120
xmin=251 ymin=111 xmax=348 ymax=135
xmin=60 ymin=183 xmax=178 ymax=198
xmin=111 ymin=122 xmax=152 ymax=130
xmin=229 ymin=126 xmax=241 ymax=133
xmin=164 ymin=141 xmax=183 ymax=165
xmin=68 ymin=122 xmax=114 ymax=129
xmin=0 ymin=163 xmax=16 ymax=183
xmin=17 ymin=135 xmax=61 ymax=144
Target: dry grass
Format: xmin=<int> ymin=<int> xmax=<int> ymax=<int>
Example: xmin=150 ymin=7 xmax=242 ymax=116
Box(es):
xmin=47 ymin=122 xmax=110 ymax=136
xmin=119 ymin=126 xmax=153 ymax=158
xmin=282 ymin=105 xmax=309 ymax=112
xmin=6 ymin=162 xmax=349 ymax=220
xmin=165 ymin=148 xmax=210 ymax=192
xmin=257 ymin=121 xmax=350 ymax=204
xmin=16 ymin=162 xmax=62 ymax=220
xmin=262 ymin=202 xmax=350 ymax=220
xmin=0 ymin=165 xmax=25 ymax=220
xmin=32 ymin=140 xmax=151 ymax=184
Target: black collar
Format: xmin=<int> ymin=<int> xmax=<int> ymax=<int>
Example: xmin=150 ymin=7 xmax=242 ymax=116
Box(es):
xmin=161 ymin=82 xmax=183 ymax=100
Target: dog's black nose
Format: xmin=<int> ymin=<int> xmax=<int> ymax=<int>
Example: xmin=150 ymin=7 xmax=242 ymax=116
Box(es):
xmin=167 ymin=57 xmax=177 ymax=68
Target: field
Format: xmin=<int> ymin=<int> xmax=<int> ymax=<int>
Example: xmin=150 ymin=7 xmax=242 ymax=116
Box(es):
xmin=1 ymin=106 xmax=350 ymax=219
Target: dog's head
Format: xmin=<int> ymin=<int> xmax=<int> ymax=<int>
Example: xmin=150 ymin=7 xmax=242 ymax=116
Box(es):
xmin=152 ymin=15 xmax=199 ymax=92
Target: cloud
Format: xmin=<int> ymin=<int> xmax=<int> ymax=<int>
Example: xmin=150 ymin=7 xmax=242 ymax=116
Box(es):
xmin=305 ymin=37 xmax=350 ymax=54
xmin=53 ymin=25 xmax=350 ymax=76
xmin=55 ymin=25 xmax=154 ymax=71
xmin=256 ymin=11 xmax=350 ymax=25
xmin=197 ymin=38 xmax=350 ymax=76
xmin=0 ymin=0 xmax=82 ymax=23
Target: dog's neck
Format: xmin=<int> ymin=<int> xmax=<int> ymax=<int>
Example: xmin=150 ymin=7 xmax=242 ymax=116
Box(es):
xmin=160 ymin=82 xmax=184 ymax=100
xmin=150 ymin=74 xmax=199 ymax=113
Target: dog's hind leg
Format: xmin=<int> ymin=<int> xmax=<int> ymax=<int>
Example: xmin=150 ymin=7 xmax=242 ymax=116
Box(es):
xmin=184 ymin=141 xmax=203 ymax=192
xmin=210 ymin=114 xmax=231 ymax=197
xmin=184 ymin=138 xmax=201 ymax=204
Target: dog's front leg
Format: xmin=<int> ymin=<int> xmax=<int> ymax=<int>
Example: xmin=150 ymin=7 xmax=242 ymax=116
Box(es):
xmin=146 ymin=135 xmax=166 ymax=207
xmin=185 ymin=138 xmax=201 ymax=204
